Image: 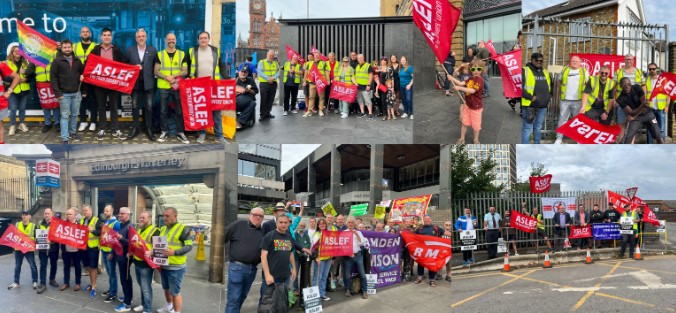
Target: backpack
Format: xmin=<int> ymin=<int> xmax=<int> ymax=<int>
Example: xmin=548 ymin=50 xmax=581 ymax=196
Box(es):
xmin=258 ymin=283 xmax=289 ymax=313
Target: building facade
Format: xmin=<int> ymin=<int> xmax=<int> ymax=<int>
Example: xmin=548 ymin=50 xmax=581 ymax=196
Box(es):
xmin=0 ymin=155 xmax=30 ymax=213
xmin=240 ymin=0 xmax=281 ymax=50
xmin=238 ymin=144 xmax=286 ymax=211
xmin=466 ymin=144 xmax=517 ymax=190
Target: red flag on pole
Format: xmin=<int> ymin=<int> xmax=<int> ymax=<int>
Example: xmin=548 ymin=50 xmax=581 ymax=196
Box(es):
xmin=486 ymin=40 xmax=497 ymax=58
xmin=100 ymin=225 xmax=123 ymax=255
xmin=48 ymin=217 xmax=89 ymax=250
xmin=309 ymin=64 xmax=329 ymax=94
xmin=529 ymin=174 xmax=552 ymax=194
xmin=310 ymin=45 xmax=329 ymax=61
xmin=608 ymin=190 xmax=631 ymax=210
xmin=179 ymin=77 xmax=214 ymax=131
xmin=649 ymin=72 xmax=676 ymax=101
xmin=82 ymin=54 xmax=141 ymax=94
xmin=642 ymin=206 xmax=661 ymax=226
xmin=285 ymin=45 xmax=306 ymax=65
xmin=412 ymin=0 xmax=462 ymax=64
xmin=0 ymin=224 xmax=36 ymax=254
xmin=510 ymin=210 xmax=538 ymax=233
xmin=401 ymin=232 xmax=452 ymax=272
xmin=128 ymin=226 xmax=159 ymax=269
xmin=492 ymin=49 xmax=523 ymax=98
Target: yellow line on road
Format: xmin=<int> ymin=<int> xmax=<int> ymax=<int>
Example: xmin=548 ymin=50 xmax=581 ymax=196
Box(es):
xmin=502 ymin=272 xmax=567 ymax=287
xmin=595 ymin=292 xmax=656 ymax=308
xmin=596 ymin=262 xmax=676 ymax=276
xmin=451 ymin=269 xmax=536 ymax=308
xmin=572 ymin=261 xmax=622 ymax=311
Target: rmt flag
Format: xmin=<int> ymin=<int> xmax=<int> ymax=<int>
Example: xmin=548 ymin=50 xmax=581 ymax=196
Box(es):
xmin=412 ymin=0 xmax=462 ymax=64
xmin=401 ymin=232 xmax=451 ymax=272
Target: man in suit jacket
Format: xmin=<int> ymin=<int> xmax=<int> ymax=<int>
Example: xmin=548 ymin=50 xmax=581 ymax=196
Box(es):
xmin=552 ymin=204 xmax=572 ymax=252
xmin=573 ymin=205 xmax=591 ymax=250
xmin=125 ymin=29 xmax=158 ymax=141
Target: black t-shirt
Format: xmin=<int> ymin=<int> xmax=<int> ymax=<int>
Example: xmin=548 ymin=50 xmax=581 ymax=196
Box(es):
xmin=81 ymin=42 xmax=92 ymax=52
xmin=617 ymin=84 xmax=647 ymax=116
xmin=260 ymin=230 xmax=294 ymax=279
xmin=584 ymin=79 xmax=615 ymax=111
xmin=590 ymin=210 xmax=605 ymax=224
xmin=604 ymin=209 xmax=620 ymax=223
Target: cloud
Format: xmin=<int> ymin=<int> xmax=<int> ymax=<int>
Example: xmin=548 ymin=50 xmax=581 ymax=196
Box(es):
xmin=281 ymin=144 xmax=320 ymax=174
xmin=0 ymin=145 xmax=51 ymax=156
xmin=516 ymin=145 xmax=676 ymax=199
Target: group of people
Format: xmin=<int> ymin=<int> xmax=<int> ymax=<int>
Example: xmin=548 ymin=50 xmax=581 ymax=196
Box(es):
xmin=523 ymin=52 xmax=667 ymax=144
xmin=235 ymin=50 xmax=415 ymax=130
xmin=1 ymin=26 xmax=230 ymax=144
xmin=9 ymin=206 xmax=193 ymax=313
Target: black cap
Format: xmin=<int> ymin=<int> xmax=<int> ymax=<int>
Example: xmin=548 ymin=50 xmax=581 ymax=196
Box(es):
xmin=21 ymin=210 xmax=30 ymax=215
xmin=531 ymin=52 xmax=543 ymax=60
xmin=240 ymin=66 xmax=249 ymax=73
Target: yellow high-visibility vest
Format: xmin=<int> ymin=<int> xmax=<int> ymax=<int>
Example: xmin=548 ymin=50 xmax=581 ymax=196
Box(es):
xmin=560 ymin=66 xmax=587 ymax=101
xmin=333 ymin=66 xmax=355 ymax=84
xmin=157 ymin=50 xmax=187 ymax=89
xmin=188 ymin=47 xmax=221 ymax=79
xmin=258 ymin=59 xmax=279 ymax=83
xmin=283 ymin=62 xmax=301 ymax=84
xmin=522 ymin=66 xmax=551 ymax=107
xmin=355 ymin=63 xmax=371 ymax=86
xmin=73 ymin=42 xmax=96 ymax=64
xmin=133 ymin=225 xmax=157 ymax=262
xmin=5 ymin=61 xmax=30 ymax=94
xmin=35 ymin=64 xmax=51 ymax=83
xmin=159 ymin=223 xmax=192 ymax=266
xmin=79 ymin=216 xmax=100 ymax=248
xmin=585 ymin=76 xmax=615 ymax=111
xmin=646 ymin=76 xmax=669 ymax=110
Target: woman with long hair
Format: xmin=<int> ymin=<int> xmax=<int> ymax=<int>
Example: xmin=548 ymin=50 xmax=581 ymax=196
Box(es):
xmin=5 ymin=45 xmax=34 ymax=135
xmin=315 ymin=218 xmax=332 ymax=301
xmin=332 ymin=56 xmax=357 ymax=119
xmin=399 ymin=56 xmax=415 ymax=119
xmin=389 ymin=54 xmax=401 ymax=116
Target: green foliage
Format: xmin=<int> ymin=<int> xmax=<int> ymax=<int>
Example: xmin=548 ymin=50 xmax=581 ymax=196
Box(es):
xmin=451 ymin=144 xmax=504 ymax=200
xmin=513 ymin=162 xmax=548 ymax=192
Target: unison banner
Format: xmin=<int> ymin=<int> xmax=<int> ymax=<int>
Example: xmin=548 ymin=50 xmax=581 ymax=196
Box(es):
xmin=329 ymin=82 xmax=357 ymax=103
xmin=82 ymin=54 xmax=140 ymax=94
xmin=541 ymin=197 xmax=576 ymax=219
xmin=319 ymin=230 xmax=353 ymax=258
xmin=592 ymin=223 xmax=621 ymax=240
xmin=556 ymin=113 xmax=620 ymax=144
xmin=48 ymin=217 xmax=89 ymax=250
xmin=412 ymin=0 xmax=462 ymax=64
xmin=492 ymin=49 xmax=522 ymax=98
xmin=359 ymin=231 xmax=402 ymax=288
xmin=36 ymin=82 xmax=59 ymax=109
xmin=401 ymin=232 xmax=451 ymax=272
xmin=180 ymin=77 xmax=213 ymax=131
xmin=570 ymin=53 xmax=633 ymax=78
xmin=0 ymin=224 xmax=36 ymax=254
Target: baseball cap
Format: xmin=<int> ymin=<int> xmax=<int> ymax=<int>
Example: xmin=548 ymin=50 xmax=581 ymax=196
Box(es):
xmin=21 ymin=210 xmax=30 ymax=215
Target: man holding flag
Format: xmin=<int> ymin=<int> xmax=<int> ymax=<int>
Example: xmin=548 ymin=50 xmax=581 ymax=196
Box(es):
xmin=8 ymin=210 xmax=38 ymax=290
xmin=60 ymin=208 xmax=83 ymax=291
xmin=130 ymin=211 xmax=160 ymax=313
xmin=113 ymin=207 xmax=134 ymax=312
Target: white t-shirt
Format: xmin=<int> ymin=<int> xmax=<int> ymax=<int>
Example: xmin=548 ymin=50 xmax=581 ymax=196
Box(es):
xmin=465 ymin=215 xmax=475 ymax=230
xmin=564 ymin=68 xmax=581 ymax=100
xmin=650 ymin=77 xmax=658 ymax=109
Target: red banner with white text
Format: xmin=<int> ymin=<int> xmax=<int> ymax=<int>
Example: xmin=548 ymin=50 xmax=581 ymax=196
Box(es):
xmin=309 ymin=64 xmax=329 ymax=94
xmin=319 ymin=230 xmax=353 ymax=258
xmin=129 ymin=227 xmax=159 ymax=269
xmin=569 ymin=53 xmax=633 ymax=78
xmin=285 ymin=45 xmax=306 ymax=65
xmin=412 ymin=0 xmax=462 ymax=64
xmin=510 ymin=210 xmax=538 ymax=233
xmin=36 ymin=82 xmax=59 ymax=109
xmin=100 ymin=225 xmax=123 ymax=255
xmin=486 ymin=40 xmax=497 ymax=58
xmin=608 ymin=190 xmax=631 ymax=210
xmin=401 ymin=232 xmax=452 ymax=272
xmin=556 ymin=113 xmax=621 ymax=144
xmin=493 ymin=49 xmax=523 ymax=98
xmin=569 ymin=225 xmax=592 ymax=239
xmin=180 ymin=77 xmax=214 ymax=131
xmin=329 ymin=82 xmax=357 ymax=103
xmin=642 ymin=206 xmax=661 ymax=226
xmin=0 ymin=224 xmax=36 ymax=254
xmin=529 ymin=174 xmax=552 ymax=194
xmin=211 ymin=79 xmax=236 ymax=111
xmin=82 ymin=54 xmax=140 ymax=94
xmin=48 ymin=217 xmax=89 ymax=250
xmin=648 ymin=72 xmax=676 ymax=101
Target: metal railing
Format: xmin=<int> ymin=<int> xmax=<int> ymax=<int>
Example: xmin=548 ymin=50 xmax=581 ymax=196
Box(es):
xmin=0 ymin=177 xmax=30 ymax=213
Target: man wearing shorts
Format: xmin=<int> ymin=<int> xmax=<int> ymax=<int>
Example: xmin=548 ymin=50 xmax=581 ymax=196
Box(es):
xmin=157 ymin=207 xmax=193 ymax=313
xmin=447 ymin=59 xmax=485 ymax=144
xmin=501 ymin=211 xmax=519 ymax=255
xmin=79 ymin=205 xmax=102 ymax=298
xmin=616 ymin=77 xmax=664 ymax=144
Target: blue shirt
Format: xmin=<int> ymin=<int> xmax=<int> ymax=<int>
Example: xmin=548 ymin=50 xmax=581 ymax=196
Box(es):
xmin=484 ymin=212 xmax=501 ymax=229
xmin=238 ymin=61 xmax=257 ymax=75
xmin=104 ymin=216 xmax=120 ymax=232
xmin=399 ymin=66 xmax=414 ymax=88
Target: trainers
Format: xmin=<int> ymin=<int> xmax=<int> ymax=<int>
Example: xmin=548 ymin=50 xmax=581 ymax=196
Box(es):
xmin=112 ymin=130 xmax=124 ymax=139
xmin=114 ymin=303 xmax=131 ymax=312
xmin=104 ymin=295 xmax=118 ymax=303
xmin=37 ymin=284 xmax=47 ymax=294
xmin=196 ymin=133 xmax=206 ymax=144
xmin=292 ymin=109 xmax=298 ymax=114
xmin=8 ymin=125 xmax=15 ymax=136
xmin=41 ymin=124 xmax=52 ymax=133
xmin=157 ymin=304 xmax=173 ymax=313
xmin=445 ymin=275 xmax=452 ymax=282
xmin=367 ymin=114 xmax=373 ymax=119
xmin=33 ymin=282 xmax=38 ymax=289
xmin=336 ymin=279 xmax=344 ymax=288
xmin=410 ymin=114 xmax=414 ymax=119
xmin=78 ymin=122 xmax=88 ymax=132
xmin=89 ymin=123 xmax=97 ymax=131
xmin=133 ymin=305 xmax=144 ymax=312
xmin=358 ymin=113 xmax=366 ymax=118
xmin=554 ymin=138 xmax=563 ymax=144
xmin=345 ymin=290 xmax=351 ymax=297
xmin=330 ymin=279 xmax=336 ymax=290
xmin=89 ymin=289 xmax=96 ymax=299
xmin=96 ymin=130 xmax=106 ymax=141
xmin=319 ymin=110 xmax=325 ymax=117
xmin=158 ymin=132 xmax=167 ymax=142
xmin=341 ymin=113 xmax=348 ymax=119
xmin=69 ymin=133 xmax=82 ymax=142
xmin=119 ymin=296 xmax=125 ymax=302
xmin=321 ymin=296 xmax=330 ymax=301
xmin=102 ymin=290 xmax=110 ymax=297
xmin=216 ymin=137 xmax=228 ymax=144
xmin=400 ymin=113 xmax=408 ymax=118
xmin=283 ymin=111 xmax=288 ymax=116
xmin=177 ymin=133 xmax=190 ymax=144
xmin=7 ymin=282 xmax=19 ymax=289
xmin=18 ymin=123 xmax=29 ymax=132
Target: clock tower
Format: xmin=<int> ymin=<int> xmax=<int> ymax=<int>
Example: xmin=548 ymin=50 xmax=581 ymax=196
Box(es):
xmin=249 ymin=0 xmax=266 ymax=48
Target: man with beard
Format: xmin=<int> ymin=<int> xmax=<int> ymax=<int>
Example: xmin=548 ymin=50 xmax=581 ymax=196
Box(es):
xmin=50 ymin=39 xmax=85 ymax=144
xmin=235 ymin=67 xmax=258 ymax=129
xmin=74 ymin=26 xmax=98 ymax=132
xmin=154 ymin=33 xmax=190 ymax=144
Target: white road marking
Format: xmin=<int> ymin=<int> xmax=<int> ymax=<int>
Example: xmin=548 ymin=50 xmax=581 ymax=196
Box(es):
xmin=627 ymin=271 xmax=676 ymax=290
xmin=552 ymin=287 xmax=616 ymax=292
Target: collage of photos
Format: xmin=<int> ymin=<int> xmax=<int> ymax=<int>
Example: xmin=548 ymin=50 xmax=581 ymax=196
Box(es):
xmin=0 ymin=1 xmax=675 ymax=313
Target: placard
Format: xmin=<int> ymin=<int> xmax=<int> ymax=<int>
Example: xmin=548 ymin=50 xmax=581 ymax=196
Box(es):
xmin=366 ymin=274 xmax=377 ymax=295
xmin=497 ymin=237 xmax=507 ymax=253
xmin=35 ymin=229 xmax=49 ymax=250
xmin=656 ymin=220 xmax=666 ymax=233
xmin=152 ymin=236 xmax=168 ymax=266
xmin=303 ymin=286 xmax=322 ymax=313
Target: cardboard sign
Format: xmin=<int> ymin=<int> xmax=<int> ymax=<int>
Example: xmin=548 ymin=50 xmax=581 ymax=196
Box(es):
xmin=303 ymin=286 xmax=322 ymax=313
xmin=497 ymin=238 xmax=507 ymax=253
xmin=152 ymin=236 xmax=169 ymax=266
xmin=510 ymin=210 xmax=538 ymax=233
xmin=656 ymin=220 xmax=666 ymax=233
xmin=350 ymin=203 xmax=368 ymax=217
xmin=0 ymin=224 xmax=36 ymax=254
xmin=83 ymin=54 xmax=140 ymax=94
xmin=35 ymin=229 xmax=49 ymax=250
xmin=529 ymin=174 xmax=553 ymax=193
xmin=401 ymin=232 xmax=452 ymax=272
xmin=319 ymin=230 xmax=353 ymax=258
xmin=321 ymin=203 xmax=337 ymax=217
xmin=180 ymin=77 xmax=214 ymax=131
xmin=556 ymin=114 xmax=620 ymax=144
xmin=366 ymin=274 xmax=378 ymax=295
xmin=569 ymin=225 xmax=592 ymax=239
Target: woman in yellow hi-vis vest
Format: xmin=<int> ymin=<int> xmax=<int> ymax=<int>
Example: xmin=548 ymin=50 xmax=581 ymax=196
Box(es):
xmin=0 ymin=61 xmax=21 ymax=144
xmin=5 ymin=46 xmax=35 ymax=136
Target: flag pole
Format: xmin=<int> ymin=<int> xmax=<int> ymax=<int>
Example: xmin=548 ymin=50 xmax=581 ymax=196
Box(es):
xmin=440 ymin=63 xmax=466 ymax=103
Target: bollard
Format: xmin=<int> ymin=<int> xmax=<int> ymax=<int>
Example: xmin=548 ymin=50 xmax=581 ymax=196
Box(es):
xmin=543 ymin=250 xmax=553 ymax=268
xmin=195 ymin=232 xmax=206 ymax=261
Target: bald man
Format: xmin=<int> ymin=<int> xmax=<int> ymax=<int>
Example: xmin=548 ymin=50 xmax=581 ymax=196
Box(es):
xmin=37 ymin=208 xmax=59 ymax=294
xmin=257 ymin=50 xmax=280 ymax=121
xmin=60 ymin=208 xmax=82 ymax=291
xmin=132 ymin=211 xmax=160 ymax=313
xmin=113 ymin=207 xmax=134 ymax=312
xmin=556 ymin=56 xmax=589 ymax=144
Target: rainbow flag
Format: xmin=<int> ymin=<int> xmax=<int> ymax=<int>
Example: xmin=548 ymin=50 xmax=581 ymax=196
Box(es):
xmin=16 ymin=21 xmax=58 ymax=68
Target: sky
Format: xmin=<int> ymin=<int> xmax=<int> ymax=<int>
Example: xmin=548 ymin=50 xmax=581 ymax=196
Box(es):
xmin=0 ymin=145 xmax=51 ymax=156
xmin=281 ymin=144 xmax=320 ymax=174
xmin=516 ymin=145 xmax=676 ymax=200
xmin=237 ymin=0 xmax=380 ymax=41
xmin=522 ymin=0 xmax=675 ymax=41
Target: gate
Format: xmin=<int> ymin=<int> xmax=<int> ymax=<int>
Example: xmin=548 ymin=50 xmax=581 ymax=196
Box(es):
xmin=521 ymin=16 xmax=670 ymax=134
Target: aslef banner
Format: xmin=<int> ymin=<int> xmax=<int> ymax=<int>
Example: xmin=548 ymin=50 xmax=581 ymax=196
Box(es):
xmin=570 ymin=53 xmax=634 ymax=78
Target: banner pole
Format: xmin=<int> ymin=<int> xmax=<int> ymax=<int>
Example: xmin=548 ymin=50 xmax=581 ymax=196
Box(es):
xmin=441 ymin=66 xmax=466 ymax=102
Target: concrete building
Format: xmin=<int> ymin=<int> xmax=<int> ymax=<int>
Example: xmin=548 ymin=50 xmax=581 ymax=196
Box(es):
xmin=238 ymin=144 xmax=286 ymax=211
xmin=282 ymin=144 xmax=453 ymax=215
xmin=466 ymin=144 xmax=517 ymax=190
xmin=0 ymin=155 xmax=30 ymax=213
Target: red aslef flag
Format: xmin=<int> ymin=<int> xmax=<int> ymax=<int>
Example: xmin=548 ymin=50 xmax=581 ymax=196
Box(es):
xmin=569 ymin=225 xmax=592 ymax=239
xmin=529 ymin=174 xmax=552 ymax=194
xmin=309 ymin=64 xmax=329 ymax=94
xmin=556 ymin=114 xmax=620 ymax=144
xmin=510 ymin=210 xmax=538 ymax=233
xmin=649 ymin=72 xmax=676 ymax=101
xmin=285 ymin=45 xmax=306 ymax=65
xmin=492 ymin=49 xmax=523 ymax=98
xmin=310 ymin=45 xmax=329 ymax=61
xmin=319 ymin=230 xmax=353 ymax=258
xmin=0 ymin=224 xmax=36 ymax=254
xmin=179 ymin=77 xmax=214 ymax=131
xmin=100 ymin=225 xmax=123 ymax=255
xmin=412 ymin=0 xmax=462 ymax=64
xmin=82 ymin=54 xmax=140 ymax=94
xmin=401 ymin=232 xmax=452 ymax=272
xmin=48 ymin=217 xmax=89 ymax=250
xmin=642 ymin=206 xmax=661 ymax=226
xmin=486 ymin=40 xmax=497 ymax=58
xmin=128 ymin=226 xmax=159 ymax=269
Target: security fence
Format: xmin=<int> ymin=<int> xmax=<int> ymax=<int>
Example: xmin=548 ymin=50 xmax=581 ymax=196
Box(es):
xmin=0 ymin=177 xmax=31 ymax=213
xmin=521 ymin=16 xmax=670 ymax=134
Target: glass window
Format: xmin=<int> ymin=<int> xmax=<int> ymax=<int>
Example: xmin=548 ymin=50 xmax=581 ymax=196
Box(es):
xmin=569 ymin=17 xmax=591 ymax=43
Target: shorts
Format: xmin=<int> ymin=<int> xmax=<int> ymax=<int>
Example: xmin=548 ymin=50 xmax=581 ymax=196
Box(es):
xmin=462 ymin=107 xmax=483 ymax=131
xmin=161 ymin=267 xmax=186 ymax=296
xmin=82 ymin=247 xmax=99 ymax=269
xmin=357 ymin=90 xmax=372 ymax=107
xmin=616 ymin=105 xmax=627 ymax=123
xmin=536 ymin=229 xmax=548 ymax=239
xmin=0 ymin=108 xmax=8 ymax=120
xmin=505 ymin=234 xmax=516 ymax=241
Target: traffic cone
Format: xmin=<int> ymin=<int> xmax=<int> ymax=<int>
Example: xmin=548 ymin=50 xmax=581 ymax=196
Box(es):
xmin=195 ymin=232 xmax=206 ymax=261
xmin=542 ymin=250 xmax=553 ymax=268
xmin=584 ymin=247 xmax=594 ymax=264
xmin=633 ymin=244 xmax=643 ymax=260
xmin=501 ymin=253 xmax=512 ymax=272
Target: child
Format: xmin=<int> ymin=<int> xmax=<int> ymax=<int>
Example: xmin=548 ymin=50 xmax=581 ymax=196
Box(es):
xmin=0 ymin=62 xmax=21 ymax=144
xmin=384 ymin=78 xmax=397 ymax=120
xmin=447 ymin=59 xmax=485 ymax=144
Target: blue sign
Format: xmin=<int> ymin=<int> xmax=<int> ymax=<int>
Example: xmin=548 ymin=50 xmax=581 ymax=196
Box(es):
xmin=592 ymin=223 xmax=621 ymax=240
xmin=36 ymin=176 xmax=60 ymax=188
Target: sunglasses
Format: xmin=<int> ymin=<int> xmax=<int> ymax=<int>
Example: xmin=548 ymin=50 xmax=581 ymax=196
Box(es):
xmin=649 ymin=68 xmax=658 ymax=71
xmin=600 ymin=72 xmax=610 ymax=75
xmin=251 ymin=213 xmax=264 ymax=218
xmin=470 ymin=67 xmax=483 ymax=72
xmin=535 ymin=59 xmax=544 ymax=62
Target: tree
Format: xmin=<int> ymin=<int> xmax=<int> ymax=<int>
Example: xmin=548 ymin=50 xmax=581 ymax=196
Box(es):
xmin=451 ymin=145 xmax=503 ymax=200
xmin=513 ymin=162 xmax=549 ymax=192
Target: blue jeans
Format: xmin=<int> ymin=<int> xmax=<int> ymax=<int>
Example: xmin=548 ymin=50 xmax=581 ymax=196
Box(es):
xmin=226 ymin=262 xmax=258 ymax=313
xmin=401 ymin=86 xmax=413 ymax=115
xmin=199 ymin=110 xmax=223 ymax=139
xmin=43 ymin=108 xmax=60 ymax=126
xmin=482 ymin=74 xmax=490 ymax=96
xmin=58 ymin=92 xmax=82 ymax=141
xmin=14 ymin=251 xmax=38 ymax=284
xmin=135 ymin=266 xmax=154 ymax=312
xmin=521 ymin=107 xmax=547 ymax=144
xmin=160 ymin=267 xmax=186 ymax=296
xmin=647 ymin=109 xmax=667 ymax=143
xmin=317 ymin=259 xmax=332 ymax=298
xmin=102 ymin=251 xmax=118 ymax=295
xmin=342 ymin=251 xmax=367 ymax=293
xmin=8 ymin=92 xmax=28 ymax=125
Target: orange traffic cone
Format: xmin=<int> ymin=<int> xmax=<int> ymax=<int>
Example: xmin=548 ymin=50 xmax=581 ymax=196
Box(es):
xmin=634 ymin=244 xmax=643 ymax=260
xmin=501 ymin=253 xmax=512 ymax=272
xmin=543 ymin=250 xmax=553 ymax=268
xmin=584 ymin=247 xmax=594 ymax=264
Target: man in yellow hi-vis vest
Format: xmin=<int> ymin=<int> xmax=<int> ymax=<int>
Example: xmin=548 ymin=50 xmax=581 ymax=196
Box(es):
xmin=154 ymin=33 xmax=190 ymax=144
xmin=74 ymin=26 xmax=99 ymax=132
xmin=579 ymin=65 xmax=616 ymax=125
xmin=282 ymin=55 xmax=303 ymax=115
xmin=645 ymin=63 xmax=670 ymax=143
xmin=521 ymin=52 xmax=551 ymax=144
xmin=79 ymin=205 xmax=102 ymax=298
xmin=257 ymin=50 xmax=280 ymax=121
xmin=157 ymin=207 xmax=193 ymax=313
xmin=132 ymin=211 xmax=160 ymax=313
xmin=8 ymin=210 xmax=38 ymax=290
xmin=618 ymin=204 xmax=640 ymax=258
xmin=555 ymin=55 xmax=588 ymax=144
